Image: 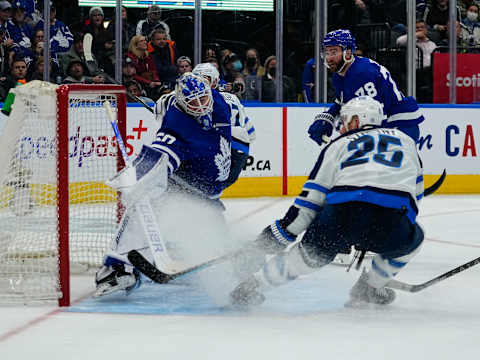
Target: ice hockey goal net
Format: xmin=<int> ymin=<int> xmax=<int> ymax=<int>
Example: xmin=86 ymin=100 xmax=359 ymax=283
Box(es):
xmin=0 ymin=81 xmax=127 ymax=306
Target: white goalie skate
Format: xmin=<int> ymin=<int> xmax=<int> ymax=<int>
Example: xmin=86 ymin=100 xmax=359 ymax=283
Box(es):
xmin=93 ymin=264 xmax=140 ymax=298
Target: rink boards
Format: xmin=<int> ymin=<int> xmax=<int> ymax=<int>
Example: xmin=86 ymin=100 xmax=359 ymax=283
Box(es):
xmin=125 ymin=103 xmax=480 ymax=197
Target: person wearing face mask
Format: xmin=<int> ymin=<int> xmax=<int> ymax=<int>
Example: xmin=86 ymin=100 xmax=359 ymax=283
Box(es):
xmin=259 ymin=55 xmax=296 ymax=103
xmin=242 ymin=48 xmax=265 ymax=101
xmin=461 ymin=4 xmax=480 ymax=47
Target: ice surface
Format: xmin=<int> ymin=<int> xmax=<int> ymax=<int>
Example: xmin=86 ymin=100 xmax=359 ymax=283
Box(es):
xmin=1 ymin=195 xmax=479 ymax=360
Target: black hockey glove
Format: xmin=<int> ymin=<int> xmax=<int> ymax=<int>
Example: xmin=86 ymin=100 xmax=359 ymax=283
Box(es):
xmin=308 ymin=112 xmax=334 ymax=145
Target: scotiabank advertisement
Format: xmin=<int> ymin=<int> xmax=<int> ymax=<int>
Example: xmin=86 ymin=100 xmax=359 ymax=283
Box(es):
xmin=433 ymin=53 xmax=480 ymax=104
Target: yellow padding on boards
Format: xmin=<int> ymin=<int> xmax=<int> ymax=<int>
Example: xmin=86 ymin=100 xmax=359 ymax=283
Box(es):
xmin=221 ymin=175 xmax=480 ymax=197
xmin=1 ymin=182 xmax=117 ymax=207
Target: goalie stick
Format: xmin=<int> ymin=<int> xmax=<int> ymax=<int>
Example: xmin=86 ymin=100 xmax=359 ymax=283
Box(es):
xmin=104 ymin=101 xmax=180 ymax=275
xmin=83 ymin=33 xmax=154 ymax=114
xmin=386 ymin=254 xmax=480 ymax=292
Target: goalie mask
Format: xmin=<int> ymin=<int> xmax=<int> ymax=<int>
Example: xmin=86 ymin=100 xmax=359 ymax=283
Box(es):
xmin=175 ymin=72 xmax=213 ymax=118
xmin=193 ymin=63 xmax=220 ymax=89
xmin=340 ymin=96 xmax=384 ymax=130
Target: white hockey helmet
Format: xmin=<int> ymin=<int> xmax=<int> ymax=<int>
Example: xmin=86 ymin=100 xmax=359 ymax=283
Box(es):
xmin=340 ymin=96 xmax=384 ymax=129
xmin=192 ymin=62 xmax=220 ymax=89
xmin=175 ymin=72 xmax=213 ymax=117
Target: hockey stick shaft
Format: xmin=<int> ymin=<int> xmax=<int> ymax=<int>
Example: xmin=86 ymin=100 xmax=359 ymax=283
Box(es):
xmin=128 ymin=248 xmax=242 ymax=283
xmin=424 ymin=169 xmax=446 ymax=197
xmin=387 ymin=255 xmax=480 ymax=292
xmin=83 ymin=33 xmax=154 ymax=114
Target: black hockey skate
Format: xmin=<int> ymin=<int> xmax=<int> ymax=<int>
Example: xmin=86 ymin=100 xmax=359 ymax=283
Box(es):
xmin=229 ymin=276 xmax=265 ymax=308
xmin=346 ymin=270 xmax=396 ymax=307
xmin=94 ymin=264 xmax=140 ymax=298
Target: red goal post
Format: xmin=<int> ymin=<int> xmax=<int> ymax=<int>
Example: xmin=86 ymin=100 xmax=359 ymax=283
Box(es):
xmin=0 ymin=82 xmax=127 ymax=306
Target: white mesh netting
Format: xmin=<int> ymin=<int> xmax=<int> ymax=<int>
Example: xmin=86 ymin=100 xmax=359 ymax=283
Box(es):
xmin=0 ymin=81 xmax=122 ymax=302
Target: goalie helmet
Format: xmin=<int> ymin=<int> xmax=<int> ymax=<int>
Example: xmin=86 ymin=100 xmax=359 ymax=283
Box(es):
xmin=193 ymin=63 xmax=220 ymax=89
xmin=175 ymin=72 xmax=213 ymax=117
xmin=323 ymin=29 xmax=356 ymax=53
xmin=340 ymin=96 xmax=384 ymax=129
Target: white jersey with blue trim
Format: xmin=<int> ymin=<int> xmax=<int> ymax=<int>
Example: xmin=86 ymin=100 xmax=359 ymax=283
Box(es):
xmin=285 ymin=126 xmax=423 ymax=236
xmin=327 ymin=57 xmax=424 ymax=134
xmin=219 ymin=91 xmax=256 ymax=154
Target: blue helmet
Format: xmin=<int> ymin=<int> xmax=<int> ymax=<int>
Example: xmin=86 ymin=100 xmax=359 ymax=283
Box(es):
xmin=323 ymin=29 xmax=356 ymax=53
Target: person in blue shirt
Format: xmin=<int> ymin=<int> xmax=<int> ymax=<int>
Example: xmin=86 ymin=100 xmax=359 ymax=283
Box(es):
xmin=308 ymin=29 xmax=424 ymax=145
xmin=302 ymin=57 xmax=315 ymax=103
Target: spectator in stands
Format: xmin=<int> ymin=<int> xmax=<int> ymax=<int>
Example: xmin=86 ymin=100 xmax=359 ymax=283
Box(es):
xmin=7 ymin=2 xmax=33 ymax=58
xmin=122 ymin=56 xmax=136 ymax=84
xmin=126 ymin=34 xmax=162 ymax=100
xmin=461 ymin=3 xmax=480 ymax=46
xmin=83 ymin=7 xmax=114 ymax=77
xmin=106 ymin=6 xmax=136 ymax=55
xmin=0 ymin=56 xmax=27 ymax=101
xmin=63 ymin=58 xmax=104 ymax=84
xmin=259 ymin=55 xmax=296 ymax=103
xmin=301 ymin=57 xmax=315 ymax=103
xmin=136 ymin=5 xmax=170 ymax=41
xmin=396 ymin=20 xmax=437 ymax=69
xmin=0 ymin=1 xmax=14 ymax=65
xmin=176 ymin=55 xmax=192 ymax=75
xmin=0 ymin=26 xmax=11 ymax=78
xmin=148 ymin=28 xmax=178 ymax=91
xmin=59 ymin=32 xmax=105 ymax=83
xmin=204 ymin=46 xmax=217 ymax=60
xmin=459 ymin=0 xmax=480 ymax=18
xmin=424 ymin=0 xmax=461 ymax=44
xmin=125 ymin=79 xmax=154 ymax=103
xmin=28 ymin=55 xmax=58 ymax=83
xmin=243 ymin=48 xmax=264 ymax=77
xmin=222 ymin=52 xmax=243 ymax=85
xmin=439 ymin=20 xmax=471 ymax=50
xmin=34 ymin=3 xmax=73 ymax=56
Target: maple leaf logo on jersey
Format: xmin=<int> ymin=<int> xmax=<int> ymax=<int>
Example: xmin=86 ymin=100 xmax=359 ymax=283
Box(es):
xmin=215 ymin=136 xmax=231 ymax=181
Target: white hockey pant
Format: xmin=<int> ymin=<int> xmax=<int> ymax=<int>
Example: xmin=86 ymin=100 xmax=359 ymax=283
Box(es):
xmin=255 ymin=243 xmax=330 ymax=289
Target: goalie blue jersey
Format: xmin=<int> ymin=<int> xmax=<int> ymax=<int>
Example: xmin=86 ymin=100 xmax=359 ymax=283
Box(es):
xmin=327 ymin=57 xmax=424 ymax=141
xmin=151 ymin=90 xmax=232 ymax=198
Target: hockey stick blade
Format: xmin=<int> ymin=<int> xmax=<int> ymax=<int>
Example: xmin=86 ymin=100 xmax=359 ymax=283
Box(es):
xmin=128 ymin=249 xmax=240 ymax=284
xmin=424 ymin=169 xmax=446 ymax=197
xmin=386 ymin=254 xmax=480 ymax=293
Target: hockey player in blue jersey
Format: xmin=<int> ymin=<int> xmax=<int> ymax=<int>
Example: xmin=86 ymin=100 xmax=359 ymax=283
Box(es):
xmin=94 ymin=72 xmax=233 ymax=297
xmin=308 ymin=29 xmax=424 ymax=145
xmin=229 ymin=96 xmax=425 ymax=307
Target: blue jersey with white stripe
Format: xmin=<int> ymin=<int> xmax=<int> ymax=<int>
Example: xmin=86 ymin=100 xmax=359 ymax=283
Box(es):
xmin=327 ymin=57 xmax=424 ymax=141
xmin=151 ymin=90 xmax=232 ymax=198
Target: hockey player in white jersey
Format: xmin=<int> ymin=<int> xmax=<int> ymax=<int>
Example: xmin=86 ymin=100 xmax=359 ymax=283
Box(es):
xmin=229 ymin=96 xmax=425 ymax=307
xmin=192 ymin=62 xmax=256 ymax=188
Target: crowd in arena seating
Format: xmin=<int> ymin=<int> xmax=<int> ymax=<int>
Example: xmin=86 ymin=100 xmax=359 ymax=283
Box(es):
xmin=0 ymin=0 xmax=478 ymax=104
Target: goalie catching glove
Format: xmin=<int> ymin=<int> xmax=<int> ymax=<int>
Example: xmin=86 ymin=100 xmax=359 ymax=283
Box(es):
xmin=308 ymin=112 xmax=335 ymax=145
